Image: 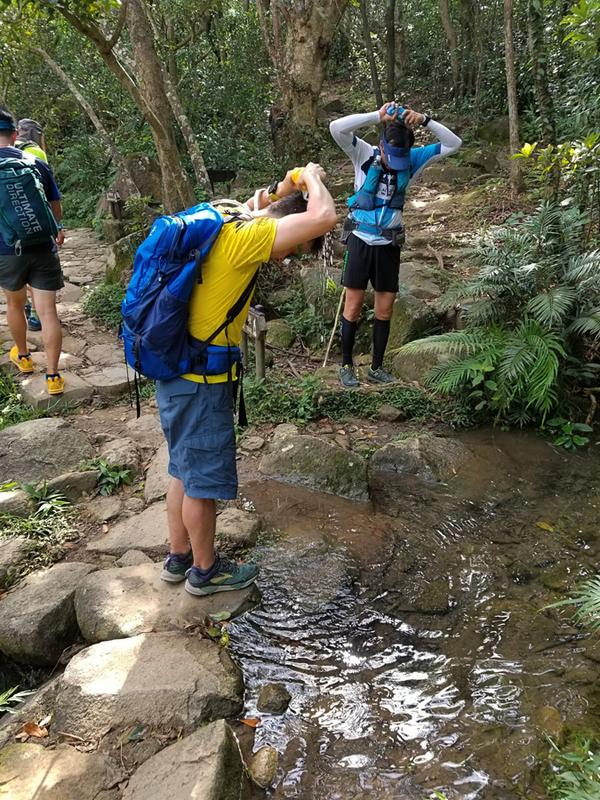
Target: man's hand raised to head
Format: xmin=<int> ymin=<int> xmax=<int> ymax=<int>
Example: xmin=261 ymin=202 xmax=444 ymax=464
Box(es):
xmin=378 ymin=102 xmax=397 ymax=123
xmin=403 ymin=108 xmax=426 ymax=126
xmin=294 ymin=162 xmax=326 ymax=191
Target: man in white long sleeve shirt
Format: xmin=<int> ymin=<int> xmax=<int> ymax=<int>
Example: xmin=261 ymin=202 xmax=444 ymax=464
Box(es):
xmin=330 ymin=102 xmax=462 ymax=388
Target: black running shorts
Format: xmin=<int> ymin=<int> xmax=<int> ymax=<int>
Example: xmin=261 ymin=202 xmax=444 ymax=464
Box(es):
xmin=0 ymin=244 xmax=63 ymax=293
xmin=341 ymin=233 xmax=401 ymax=293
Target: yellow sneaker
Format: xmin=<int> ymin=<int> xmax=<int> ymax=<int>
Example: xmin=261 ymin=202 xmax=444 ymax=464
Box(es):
xmin=9 ymin=346 xmax=33 ymax=374
xmin=46 ymin=374 xmax=65 ymax=396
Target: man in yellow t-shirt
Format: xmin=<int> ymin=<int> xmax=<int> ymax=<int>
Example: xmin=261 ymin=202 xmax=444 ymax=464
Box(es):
xmin=157 ymin=163 xmax=337 ymax=597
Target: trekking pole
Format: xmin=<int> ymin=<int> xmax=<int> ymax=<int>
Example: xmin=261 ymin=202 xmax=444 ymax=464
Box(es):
xmin=322 ymin=287 xmax=345 ymax=368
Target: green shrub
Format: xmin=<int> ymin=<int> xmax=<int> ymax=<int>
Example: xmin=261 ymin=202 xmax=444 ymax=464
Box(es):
xmin=546 ymin=737 xmax=600 ymax=800
xmin=244 ymin=375 xmax=321 ymax=424
xmin=82 ymin=283 xmax=126 ymax=329
xmin=81 ymin=458 xmax=132 ymax=495
xmin=0 ymin=373 xmax=41 ymax=431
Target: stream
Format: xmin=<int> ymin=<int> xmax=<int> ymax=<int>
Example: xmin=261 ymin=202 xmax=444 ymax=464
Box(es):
xmin=230 ymin=429 xmax=600 ymax=799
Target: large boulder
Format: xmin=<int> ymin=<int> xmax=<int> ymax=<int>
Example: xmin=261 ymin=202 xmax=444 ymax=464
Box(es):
xmin=53 ymin=632 xmax=243 ymax=739
xmin=0 ymin=489 xmax=31 ymax=517
xmin=0 ymin=536 xmax=29 ymax=588
xmin=87 ymin=503 xmax=168 ymax=556
xmin=216 ymin=508 xmax=261 ymax=548
xmin=386 ymin=292 xmax=438 ymax=351
xmin=126 ymin=413 xmax=164 ymax=450
xmin=477 ymin=115 xmax=510 ymax=143
xmin=0 ymin=562 xmax=96 ymax=665
xmin=399 ymin=262 xmax=442 ymax=301
xmin=391 ymin=348 xmax=452 ymax=385
xmin=144 ymin=441 xmax=169 ymax=503
xmin=369 ymin=435 xmax=471 ymax=515
xmin=266 ymin=318 xmax=295 ymax=349
xmin=75 ymin=563 xmax=258 ymax=642
xmin=0 ymin=743 xmax=122 ymax=800
xmin=0 ymin=418 xmax=93 ymax=485
xmin=122 ymin=720 xmax=243 ymax=800
xmin=105 ymin=231 xmax=145 ymax=284
xmin=259 ymin=435 xmax=369 ymax=502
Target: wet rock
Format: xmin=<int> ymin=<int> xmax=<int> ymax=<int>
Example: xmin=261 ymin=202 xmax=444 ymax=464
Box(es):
xmin=53 ymin=632 xmax=243 ymax=738
xmin=0 ymin=418 xmax=93 ymax=484
xmin=257 ymin=683 xmax=292 ymax=714
xmin=216 ymin=508 xmax=261 ymax=547
xmin=250 ymin=746 xmax=279 ymax=788
xmin=0 ymin=743 xmax=122 ymax=800
xmin=144 ymin=441 xmax=169 ymax=503
xmin=260 ymin=434 xmax=369 ymax=502
xmin=19 ymin=372 xmax=94 ymax=410
xmin=80 ymin=364 xmax=131 ymax=398
xmin=388 ymin=575 xmax=452 ymax=615
xmin=399 ymin=262 xmax=441 ymax=300
xmin=386 ymin=292 xmax=438 ymax=351
xmin=377 ymin=404 xmax=406 ymax=422
xmin=534 ymin=706 xmax=564 ymax=741
xmin=266 ymin=318 xmax=295 ymax=350
xmin=115 ymin=549 xmax=153 ymax=567
xmin=75 ymin=563 xmax=258 ymax=642
xmin=0 ymin=562 xmax=96 ymax=665
xmin=100 ymin=436 xmax=141 ymax=476
xmin=371 ymin=434 xmax=468 ymax=485
xmin=122 ymin=719 xmax=242 ymax=800
xmin=0 ymin=488 xmax=31 ymax=517
xmin=126 ymin=413 xmax=164 ymax=448
xmin=87 ymin=494 xmax=122 ymax=522
xmin=87 ymin=503 xmax=168 ymax=556
xmin=47 ymin=470 xmax=99 ymax=502
xmin=0 ymin=536 xmax=29 ymax=588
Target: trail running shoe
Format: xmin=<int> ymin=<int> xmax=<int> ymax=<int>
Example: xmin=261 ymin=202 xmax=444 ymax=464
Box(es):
xmin=339 ymin=364 xmax=360 ymax=389
xmin=185 ymin=553 xmax=259 ymax=596
xmin=9 ymin=346 xmax=33 ymax=374
xmin=28 ymin=312 xmax=42 ymax=332
xmin=160 ymin=550 xmax=193 ymax=583
xmin=46 ymin=374 xmax=65 ymax=395
xmin=367 ymin=367 xmax=396 ymax=385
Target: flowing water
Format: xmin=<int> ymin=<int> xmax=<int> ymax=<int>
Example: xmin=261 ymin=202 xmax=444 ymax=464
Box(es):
xmin=230 ymin=430 xmax=600 ymax=799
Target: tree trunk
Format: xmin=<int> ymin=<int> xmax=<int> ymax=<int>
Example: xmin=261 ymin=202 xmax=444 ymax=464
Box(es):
xmin=147 ymin=7 xmax=212 ymax=196
xmin=503 ymin=0 xmax=523 ymax=195
xmin=385 ymin=0 xmax=396 ymax=100
xmin=438 ymin=0 xmax=460 ymax=98
xmin=31 ymin=47 xmax=140 ymax=197
xmin=257 ymin=0 xmax=350 ymax=161
xmin=526 ymin=0 xmax=556 ymax=144
xmin=359 ymin=0 xmax=383 ymax=106
xmin=125 ymin=0 xmax=194 ymax=210
xmin=395 ymin=0 xmax=409 ymax=84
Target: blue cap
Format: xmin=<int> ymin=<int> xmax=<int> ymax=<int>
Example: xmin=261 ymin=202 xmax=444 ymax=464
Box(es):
xmin=0 ymin=120 xmax=16 ymax=132
xmin=382 ymin=132 xmax=410 ymax=171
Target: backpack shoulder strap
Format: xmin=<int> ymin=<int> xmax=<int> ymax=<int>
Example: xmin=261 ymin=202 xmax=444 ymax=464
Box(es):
xmin=203 ymin=269 xmax=260 ymax=347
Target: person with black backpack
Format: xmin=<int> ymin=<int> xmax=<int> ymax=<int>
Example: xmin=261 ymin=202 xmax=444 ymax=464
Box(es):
xmin=148 ymin=163 xmax=337 ymax=596
xmin=0 ymin=109 xmax=66 ymax=395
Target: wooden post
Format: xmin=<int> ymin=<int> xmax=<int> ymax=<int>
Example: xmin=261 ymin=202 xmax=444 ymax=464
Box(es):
xmin=242 ymin=307 xmax=268 ymax=379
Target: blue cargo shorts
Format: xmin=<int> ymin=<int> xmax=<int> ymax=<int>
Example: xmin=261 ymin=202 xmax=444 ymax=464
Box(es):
xmin=156 ymin=377 xmax=237 ymax=500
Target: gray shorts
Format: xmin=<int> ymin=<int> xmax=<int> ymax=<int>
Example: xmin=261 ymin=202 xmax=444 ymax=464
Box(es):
xmin=0 ymin=245 xmax=63 ymax=292
xmin=156 ymin=377 xmax=237 ymax=500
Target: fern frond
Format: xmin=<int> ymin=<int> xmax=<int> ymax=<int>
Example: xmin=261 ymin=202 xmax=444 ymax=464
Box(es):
xmin=566 ymin=310 xmax=600 ymax=339
xmin=564 ymin=250 xmax=600 ymax=283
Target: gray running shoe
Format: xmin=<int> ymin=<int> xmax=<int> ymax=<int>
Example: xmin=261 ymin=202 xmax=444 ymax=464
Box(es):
xmin=339 ymin=364 xmax=360 ymax=389
xmin=185 ymin=553 xmax=259 ymax=596
xmin=367 ymin=367 xmax=396 ymax=384
xmin=160 ymin=550 xmax=193 ymax=583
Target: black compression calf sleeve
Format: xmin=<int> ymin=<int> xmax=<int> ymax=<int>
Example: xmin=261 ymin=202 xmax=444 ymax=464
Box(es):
xmin=372 ymin=318 xmax=391 ymax=370
xmin=341 ymin=316 xmax=358 ymax=366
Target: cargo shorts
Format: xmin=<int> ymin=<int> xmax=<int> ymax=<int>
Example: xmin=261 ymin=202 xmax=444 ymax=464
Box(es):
xmin=156 ymin=376 xmax=237 ymax=500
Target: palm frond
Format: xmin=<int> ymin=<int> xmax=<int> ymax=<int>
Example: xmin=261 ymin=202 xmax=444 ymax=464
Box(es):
xmin=564 ymin=576 xmax=600 ymax=631
xmin=564 ymin=250 xmax=600 ymax=283
xmin=567 ymin=310 xmax=600 ymax=339
xmin=527 ymin=287 xmax=578 ymax=327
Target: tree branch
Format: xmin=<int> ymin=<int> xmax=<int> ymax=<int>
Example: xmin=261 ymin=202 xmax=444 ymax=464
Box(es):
xmin=107 ymin=0 xmax=129 ymax=49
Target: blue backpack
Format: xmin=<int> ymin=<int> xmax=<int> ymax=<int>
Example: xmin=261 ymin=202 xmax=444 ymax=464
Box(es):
xmin=121 ymin=202 xmax=259 ymax=391
xmin=0 ymin=156 xmax=59 ymax=254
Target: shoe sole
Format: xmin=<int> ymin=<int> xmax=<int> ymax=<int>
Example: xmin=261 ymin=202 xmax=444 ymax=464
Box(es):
xmin=47 ymin=388 xmax=65 ymax=396
xmin=184 ymin=575 xmax=258 ymax=596
xmin=160 ymin=570 xmax=187 ymax=583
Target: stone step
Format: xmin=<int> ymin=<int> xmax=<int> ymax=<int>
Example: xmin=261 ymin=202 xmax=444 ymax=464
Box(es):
xmin=52 ymin=631 xmax=243 ymax=739
xmin=0 ymin=743 xmax=122 ymax=800
xmin=0 ymin=562 xmax=96 ymax=665
xmin=18 ymin=371 xmax=93 ymax=410
xmin=87 ymin=503 xmax=168 ymax=556
xmin=75 ymin=563 xmax=260 ymax=642
xmin=122 ymin=720 xmax=242 ymax=800
xmin=80 ymin=364 xmax=131 ymax=398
